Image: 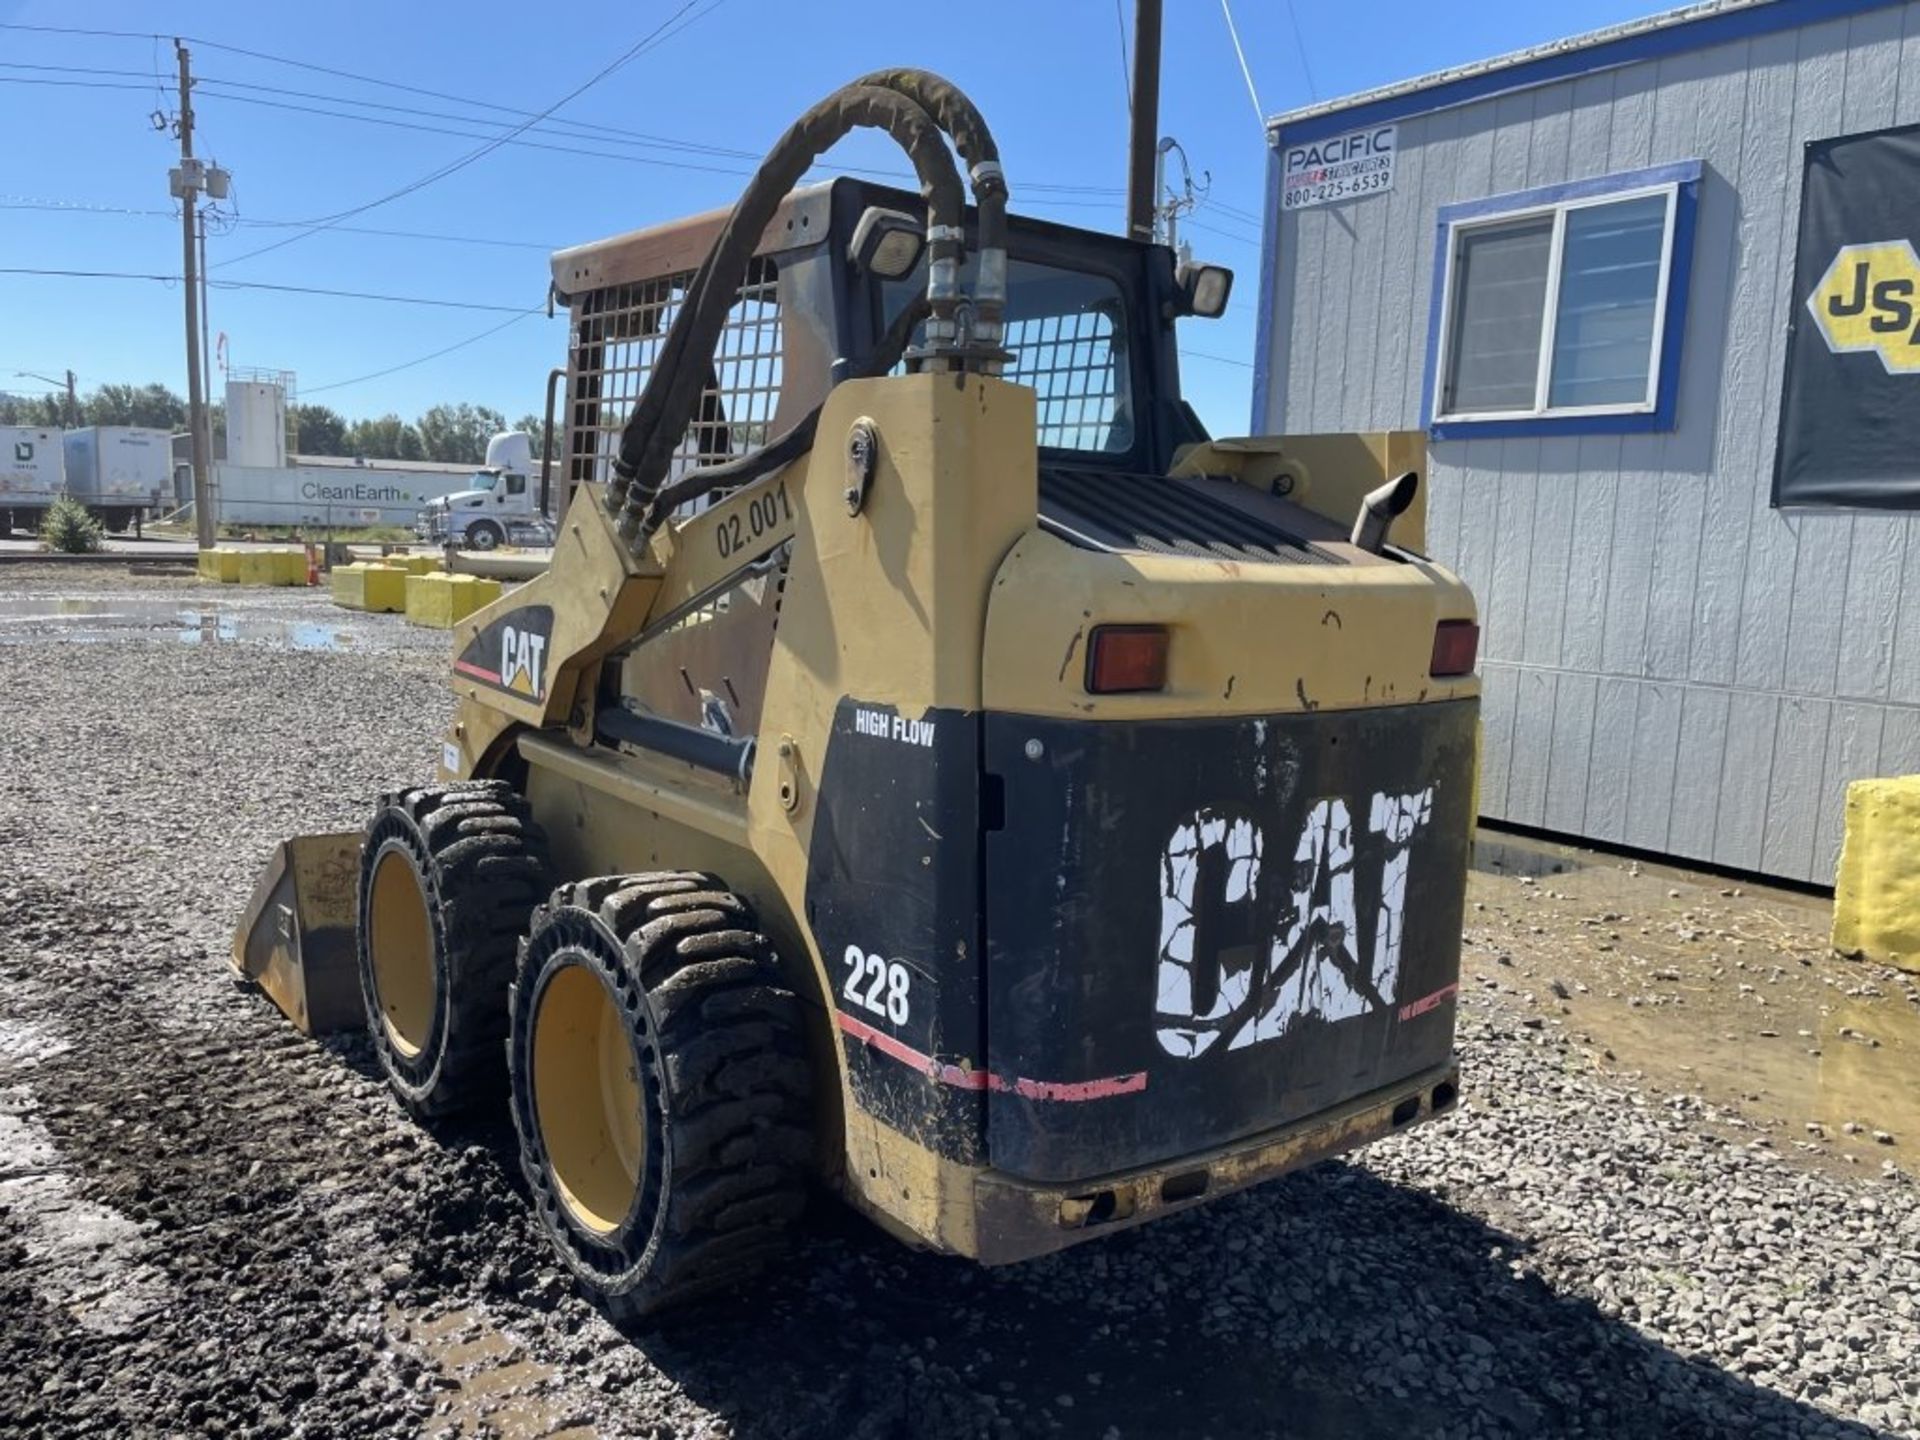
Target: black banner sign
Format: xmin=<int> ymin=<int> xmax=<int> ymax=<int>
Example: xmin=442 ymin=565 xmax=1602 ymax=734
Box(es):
xmin=1774 ymin=122 xmax=1920 ymax=509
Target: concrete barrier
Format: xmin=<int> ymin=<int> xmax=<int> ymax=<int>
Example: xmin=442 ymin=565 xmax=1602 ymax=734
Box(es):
xmin=200 ymin=546 xmax=307 ymax=586
xmin=330 ymin=562 xmax=408 ymax=613
xmin=405 ymin=572 xmax=502 ymax=628
xmin=1832 ymin=776 xmax=1920 ymax=972
xmin=198 ymin=547 xmax=245 ymax=583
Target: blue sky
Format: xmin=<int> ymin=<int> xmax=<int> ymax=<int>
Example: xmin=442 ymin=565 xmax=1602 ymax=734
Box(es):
xmin=0 ymin=0 xmax=1661 ymax=436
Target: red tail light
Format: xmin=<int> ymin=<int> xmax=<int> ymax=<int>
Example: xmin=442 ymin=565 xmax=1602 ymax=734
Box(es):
xmin=1431 ymin=620 xmax=1479 ymax=678
xmin=1086 ymin=625 xmax=1169 ymax=694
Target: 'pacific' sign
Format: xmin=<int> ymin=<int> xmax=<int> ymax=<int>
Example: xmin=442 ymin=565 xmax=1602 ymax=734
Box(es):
xmin=1281 ymin=125 xmax=1396 ymax=212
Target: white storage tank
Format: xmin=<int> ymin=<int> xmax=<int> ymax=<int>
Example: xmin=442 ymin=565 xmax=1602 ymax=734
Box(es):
xmin=0 ymin=426 xmax=66 ymax=536
xmin=63 ymin=426 xmax=171 ymax=531
xmin=226 ymin=379 xmax=288 ymax=468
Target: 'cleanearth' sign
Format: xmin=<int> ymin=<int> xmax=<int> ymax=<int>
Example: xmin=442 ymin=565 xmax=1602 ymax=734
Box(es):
xmin=212 ymin=463 xmax=479 ymax=526
xmin=1281 ymin=124 xmax=1396 ymax=211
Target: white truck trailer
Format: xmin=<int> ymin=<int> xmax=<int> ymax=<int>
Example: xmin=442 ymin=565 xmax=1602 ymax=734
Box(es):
xmin=0 ymin=427 xmax=66 ymax=537
xmin=63 ymin=426 xmax=171 ymax=534
xmin=213 ymin=457 xmax=488 ymax=531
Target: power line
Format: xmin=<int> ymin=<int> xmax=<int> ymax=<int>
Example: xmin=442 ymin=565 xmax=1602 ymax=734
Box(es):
xmin=212 ymin=0 xmax=723 ymax=270
xmin=188 ymin=86 xmax=1132 ymax=202
xmin=196 ymin=73 xmax=760 ymax=161
xmin=0 ymin=60 xmax=157 ymax=78
xmin=0 ymin=76 xmax=154 ymax=92
xmin=1182 ymin=217 xmax=1262 ymax=252
xmin=1180 ymin=348 xmax=1254 ymax=370
xmin=181 ymin=42 xmax=1121 ymax=193
xmin=1218 ymin=0 xmax=1268 ymax=129
xmin=0 ymin=198 xmax=559 ymax=250
xmin=195 ymin=87 xmax=761 ymax=181
xmin=303 ymin=310 xmax=544 ymax=396
xmin=1284 ymin=0 xmax=1321 ymax=101
xmin=1204 ymin=197 xmax=1265 ymax=226
xmin=0 ymin=22 xmax=158 ymax=40
xmin=0 ymin=35 xmax=1126 ymax=199
xmin=0 ymin=267 xmax=541 ymax=313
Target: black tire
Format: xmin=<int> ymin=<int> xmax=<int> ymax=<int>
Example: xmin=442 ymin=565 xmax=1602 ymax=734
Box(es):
xmin=466 ymin=520 xmax=503 ymax=551
xmin=508 ymin=873 xmax=812 ymax=1320
xmin=357 ymin=781 xmax=552 ymax=1119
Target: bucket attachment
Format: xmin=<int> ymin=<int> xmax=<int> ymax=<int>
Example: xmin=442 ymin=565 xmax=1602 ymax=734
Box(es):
xmin=232 ymin=832 xmax=364 ymax=1036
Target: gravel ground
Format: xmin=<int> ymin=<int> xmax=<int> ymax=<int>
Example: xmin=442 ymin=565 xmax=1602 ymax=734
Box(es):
xmin=0 ymin=566 xmax=1913 ymax=1439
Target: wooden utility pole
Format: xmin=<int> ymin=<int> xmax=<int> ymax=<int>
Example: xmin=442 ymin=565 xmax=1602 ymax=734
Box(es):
xmin=176 ymin=40 xmax=213 ymax=548
xmin=1126 ymin=0 xmax=1164 ymax=244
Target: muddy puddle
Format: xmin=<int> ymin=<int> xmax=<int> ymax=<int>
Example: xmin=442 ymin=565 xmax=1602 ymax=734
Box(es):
xmin=1467 ymin=854 xmax=1920 ymax=1173
xmin=397 ymin=1306 xmax=595 ymax=1439
xmin=0 ymin=597 xmax=353 ymax=651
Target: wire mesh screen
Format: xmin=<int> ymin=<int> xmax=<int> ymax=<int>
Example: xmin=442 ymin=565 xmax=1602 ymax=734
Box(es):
xmin=568 ymin=257 xmax=784 ymax=506
xmin=1002 ymin=308 xmax=1129 ymax=452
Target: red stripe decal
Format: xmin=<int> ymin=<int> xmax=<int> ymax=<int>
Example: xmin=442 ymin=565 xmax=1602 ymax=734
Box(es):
xmin=454 ymin=659 xmax=501 ymax=683
xmin=1005 ymin=1071 xmax=1148 ymax=1102
xmin=1398 ymin=982 xmax=1459 ymax=1022
xmin=834 ymin=1011 xmax=1144 ymax=1103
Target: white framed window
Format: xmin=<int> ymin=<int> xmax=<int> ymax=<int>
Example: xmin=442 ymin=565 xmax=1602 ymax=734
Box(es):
xmin=1424 ymin=160 xmax=1701 ymax=437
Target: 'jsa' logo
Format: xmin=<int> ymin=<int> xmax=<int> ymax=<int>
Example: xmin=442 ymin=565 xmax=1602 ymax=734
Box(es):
xmin=501 ymin=626 xmax=547 ymax=699
xmin=1809 ymin=240 xmax=1920 ymax=374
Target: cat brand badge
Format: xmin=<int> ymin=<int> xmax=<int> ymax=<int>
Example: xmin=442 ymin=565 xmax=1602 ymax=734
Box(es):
xmin=455 ymin=604 xmax=554 ymax=701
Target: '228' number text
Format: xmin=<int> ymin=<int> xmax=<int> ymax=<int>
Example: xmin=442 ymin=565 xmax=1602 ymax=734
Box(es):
xmin=842 ymin=945 xmax=911 ymax=1025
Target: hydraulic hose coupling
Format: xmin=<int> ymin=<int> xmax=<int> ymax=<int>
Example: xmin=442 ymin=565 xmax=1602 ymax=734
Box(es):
xmin=971 ymin=160 xmax=1009 ymax=365
xmin=923 ymin=222 xmax=966 ymax=370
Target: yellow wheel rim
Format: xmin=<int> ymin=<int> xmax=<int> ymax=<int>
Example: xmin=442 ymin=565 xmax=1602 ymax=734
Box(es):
xmin=368 ymin=847 xmax=435 ymax=1059
xmin=533 ymin=962 xmax=645 ymax=1235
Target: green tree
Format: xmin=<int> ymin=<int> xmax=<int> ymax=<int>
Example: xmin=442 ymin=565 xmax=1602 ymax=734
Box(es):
xmin=346 ymin=414 xmax=425 ymax=462
xmin=84 ymin=382 xmax=186 ymax=429
xmin=416 ymin=402 xmax=507 ymax=464
xmin=293 ymin=404 xmax=350 ymax=456
xmin=0 ymin=393 xmax=63 ymax=426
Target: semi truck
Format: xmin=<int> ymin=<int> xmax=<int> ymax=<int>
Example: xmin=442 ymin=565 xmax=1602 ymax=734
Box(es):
xmin=64 ymin=426 xmax=171 ymax=534
xmin=0 ymin=426 xmax=66 ymax=537
xmin=412 ymin=431 xmax=553 ymax=550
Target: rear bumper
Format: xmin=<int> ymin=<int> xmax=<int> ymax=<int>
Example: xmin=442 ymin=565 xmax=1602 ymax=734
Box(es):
xmin=968 ymin=1058 xmax=1458 ymax=1265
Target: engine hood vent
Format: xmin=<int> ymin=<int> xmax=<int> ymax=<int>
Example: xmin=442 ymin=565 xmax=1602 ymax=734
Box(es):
xmin=1037 ymin=467 xmax=1341 ymax=567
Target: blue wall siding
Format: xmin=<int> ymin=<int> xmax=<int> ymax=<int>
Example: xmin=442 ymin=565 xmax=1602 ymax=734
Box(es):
xmin=1257 ymin=1 xmax=1920 ymax=884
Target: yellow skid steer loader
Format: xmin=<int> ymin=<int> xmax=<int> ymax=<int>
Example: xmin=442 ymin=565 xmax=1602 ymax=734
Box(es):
xmin=236 ymin=70 xmax=1479 ymax=1320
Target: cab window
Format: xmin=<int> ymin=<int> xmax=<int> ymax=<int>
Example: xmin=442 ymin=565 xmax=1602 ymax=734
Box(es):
xmin=882 ymin=257 xmax=1134 ymax=456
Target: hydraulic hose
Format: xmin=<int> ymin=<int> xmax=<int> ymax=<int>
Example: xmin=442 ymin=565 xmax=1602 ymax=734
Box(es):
xmin=852 ymin=69 xmax=1009 ymax=353
xmin=643 ymin=294 xmax=931 ymax=528
xmin=609 ymin=83 xmax=966 ymax=543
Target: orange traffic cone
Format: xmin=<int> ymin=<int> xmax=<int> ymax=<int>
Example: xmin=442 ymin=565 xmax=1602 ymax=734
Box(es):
xmin=305 ymin=544 xmax=319 ymax=587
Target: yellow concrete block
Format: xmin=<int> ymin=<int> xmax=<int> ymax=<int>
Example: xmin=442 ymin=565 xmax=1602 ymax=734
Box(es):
xmin=1833 ymin=776 xmax=1920 ymax=971
xmin=390 ymin=553 xmax=443 ymax=575
xmin=196 ymin=548 xmax=220 ymax=581
xmin=206 ymin=547 xmax=243 ymax=583
xmin=405 ymin=572 xmax=503 ymax=628
xmin=329 ymin=562 xmax=408 ymax=613
xmin=466 ymin=575 xmax=503 ymax=610
xmin=271 ymin=548 xmax=309 ymax=586
xmin=236 ymin=549 xmax=278 ymax=586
